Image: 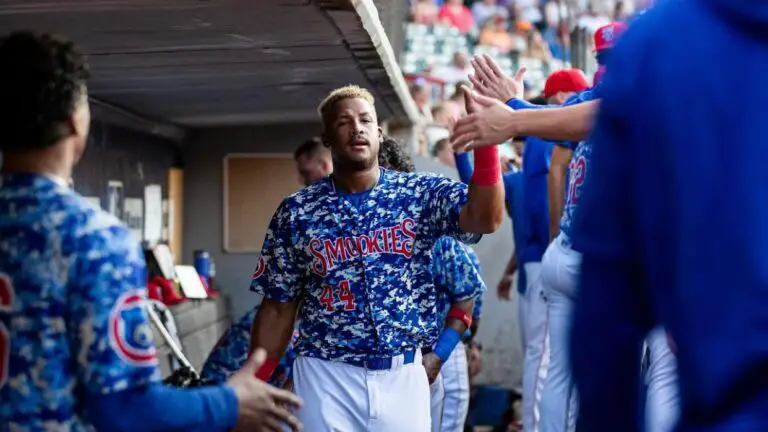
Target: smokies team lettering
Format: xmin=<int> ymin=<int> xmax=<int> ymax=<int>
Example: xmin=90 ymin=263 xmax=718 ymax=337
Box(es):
xmin=310 ymin=218 xmax=417 ymax=277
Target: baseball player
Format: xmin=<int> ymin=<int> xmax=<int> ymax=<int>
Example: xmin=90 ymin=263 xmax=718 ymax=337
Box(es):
xmin=294 ymin=137 xmax=333 ymax=185
xmin=248 ymin=85 xmax=504 ymax=431
xmin=0 ymin=31 xmax=302 ymax=432
xmin=570 ymin=0 xmax=761 ymax=428
xmin=378 ymin=136 xmax=486 ymax=432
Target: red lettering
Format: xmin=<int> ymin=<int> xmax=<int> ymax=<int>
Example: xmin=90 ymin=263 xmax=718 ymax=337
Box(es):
xmin=364 ymin=232 xmax=383 ymax=254
xmin=382 ymin=229 xmax=391 ymax=252
xmin=391 ymin=226 xmax=404 ymax=255
xmin=355 ymin=237 xmax=366 ymax=256
xmin=318 ymin=280 xmax=356 ymax=312
xmin=323 ymin=238 xmax=347 ymax=267
xmin=338 ymin=280 xmax=356 ymax=311
xmin=0 ymin=274 xmax=14 ymax=389
xmin=344 ymin=238 xmax=360 ymax=257
xmin=568 ymin=156 xmax=587 ymax=204
xmin=320 ymin=284 xmax=335 ymax=312
xmin=251 ymin=255 xmax=265 ymax=279
xmin=400 ymin=218 xmax=417 ymax=258
xmin=309 ymin=239 xmax=328 ymax=277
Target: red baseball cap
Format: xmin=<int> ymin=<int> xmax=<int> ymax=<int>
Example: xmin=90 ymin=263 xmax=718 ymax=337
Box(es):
xmin=543 ymin=69 xmax=590 ymax=98
xmin=594 ymin=22 xmax=627 ymax=51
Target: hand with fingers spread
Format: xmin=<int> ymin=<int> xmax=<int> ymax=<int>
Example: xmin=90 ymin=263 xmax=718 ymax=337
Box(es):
xmin=468 ymin=54 xmax=527 ymax=103
xmin=228 ymin=348 xmax=304 ymax=432
xmin=450 ymin=86 xmax=517 ymax=152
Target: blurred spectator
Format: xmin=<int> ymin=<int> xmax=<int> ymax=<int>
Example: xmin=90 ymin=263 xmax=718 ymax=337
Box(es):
xmin=511 ymin=0 xmax=543 ymax=27
xmin=472 ymin=0 xmax=509 ymax=28
xmin=432 ymin=138 xmax=455 ymax=167
xmin=612 ymin=0 xmax=636 ymax=20
xmin=525 ymin=30 xmax=552 ymax=62
xmin=576 ymin=1 xmax=612 ymax=32
xmin=543 ymin=0 xmax=571 ymax=60
xmin=446 ymin=81 xmax=469 ymax=117
xmin=412 ymin=0 xmax=440 ymax=25
xmin=479 ymin=14 xmax=516 ymax=54
xmin=411 ymin=82 xmax=433 ymax=121
xmin=431 ymin=103 xmax=454 ymax=129
xmin=434 ymin=51 xmax=473 ymax=84
xmin=438 ymin=0 xmax=476 ymax=34
xmin=511 ymin=20 xmax=533 ymax=52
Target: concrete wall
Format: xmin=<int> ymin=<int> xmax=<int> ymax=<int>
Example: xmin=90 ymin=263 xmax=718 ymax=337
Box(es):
xmin=181 ymin=123 xmax=321 ymax=319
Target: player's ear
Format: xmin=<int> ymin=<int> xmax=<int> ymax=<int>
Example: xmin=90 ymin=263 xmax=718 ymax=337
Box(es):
xmin=321 ymin=132 xmax=332 ymax=148
xmin=377 ymin=125 xmax=383 ymax=143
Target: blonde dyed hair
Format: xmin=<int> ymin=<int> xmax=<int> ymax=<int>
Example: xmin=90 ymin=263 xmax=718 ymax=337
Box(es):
xmin=317 ymin=85 xmax=376 ymax=129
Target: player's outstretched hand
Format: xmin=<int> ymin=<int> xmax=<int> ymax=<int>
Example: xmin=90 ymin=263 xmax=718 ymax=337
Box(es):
xmin=422 ymin=352 xmax=443 ymax=384
xmin=451 ymin=87 xmax=517 ymax=152
xmin=228 ymin=348 xmax=303 ymax=432
xmin=468 ymin=54 xmax=527 ymax=103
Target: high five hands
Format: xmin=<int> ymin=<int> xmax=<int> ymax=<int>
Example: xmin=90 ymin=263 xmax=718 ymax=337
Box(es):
xmin=450 ymin=54 xmax=527 ymax=152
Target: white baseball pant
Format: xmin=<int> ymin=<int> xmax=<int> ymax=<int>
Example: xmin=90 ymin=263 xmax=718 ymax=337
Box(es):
xmin=518 ymin=261 xmax=549 ymax=432
xmin=431 ymin=341 xmax=470 ymax=432
xmin=293 ymin=352 xmax=431 ymax=432
xmin=645 ymin=327 xmax=680 ymax=432
xmin=538 ymin=234 xmax=581 ymax=432
xmin=430 ymin=371 xmax=445 ymax=432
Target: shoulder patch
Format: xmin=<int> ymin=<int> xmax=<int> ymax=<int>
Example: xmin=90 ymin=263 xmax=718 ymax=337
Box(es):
xmin=108 ymin=292 xmax=157 ymax=367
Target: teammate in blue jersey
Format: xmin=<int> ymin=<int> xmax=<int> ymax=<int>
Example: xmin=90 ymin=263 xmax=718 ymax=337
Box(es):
xmin=249 ymin=85 xmax=504 ymax=431
xmin=379 ymin=136 xmax=486 ymax=432
xmin=571 ymin=0 xmax=768 ymax=429
xmin=0 ymin=31 xmax=302 ymax=432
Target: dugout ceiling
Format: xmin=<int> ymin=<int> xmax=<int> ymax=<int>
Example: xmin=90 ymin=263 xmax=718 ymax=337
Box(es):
xmin=0 ymin=0 xmax=417 ymax=140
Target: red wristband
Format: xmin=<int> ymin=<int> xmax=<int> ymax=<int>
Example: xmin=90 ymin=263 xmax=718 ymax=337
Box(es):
xmin=254 ymin=357 xmax=279 ymax=381
xmin=470 ymin=146 xmax=501 ymax=186
xmin=447 ymin=308 xmax=473 ymax=330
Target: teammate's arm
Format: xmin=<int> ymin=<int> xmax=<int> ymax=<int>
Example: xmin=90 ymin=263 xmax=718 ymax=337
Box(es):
xmin=458 ymin=87 xmax=505 ymax=235
xmin=450 ymin=99 xmax=599 ymax=151
xmin=71 ymin=227 xmax=301 ymax=431
xmin=248 ymin=202 xmax=306 ymax=381
xmin=250 ymin=299 xmax=300 ymax=379
xmin=548 ymin=145 xmax=573 ymax=241
xmin=425 ymin=238 xmax=484 ymax=382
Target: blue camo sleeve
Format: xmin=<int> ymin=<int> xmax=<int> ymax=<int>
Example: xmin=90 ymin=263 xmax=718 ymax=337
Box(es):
xmin=249 ymin=201 xmax=304 ymax=302
xmin=200 ymin=308 xmax=256 ymax=383
xmin=421 ymin=174 xmax=480 ymax=244
xmin=432 ymin=237 xmax=485 ymax=303
xmin=69 ymin=222 xmax=160 ymax=395
xmin=464 ymin=246 xmax=485 ymax=319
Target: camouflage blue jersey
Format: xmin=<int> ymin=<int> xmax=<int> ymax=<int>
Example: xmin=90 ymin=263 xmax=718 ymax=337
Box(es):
xmin=250 ymin=168 xmax=478 ymax=364
xmin=432 ymin=237 xmax=486 ymax=327
xmin=558 ymin=89 xmax=599 ymax=244
xmin=200 ymin=307 xmax=298 ymax=386
xmin=0 ymin=173 xmax=160 ymax=430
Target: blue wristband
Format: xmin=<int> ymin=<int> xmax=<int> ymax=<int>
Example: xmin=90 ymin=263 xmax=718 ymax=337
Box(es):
xmin=433 ymin=328 xmax=462 ymax=362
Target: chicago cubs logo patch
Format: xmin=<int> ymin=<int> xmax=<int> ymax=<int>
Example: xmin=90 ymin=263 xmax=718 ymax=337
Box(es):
xmin=251 ymin=255 xmax=265 ymax=279
xmin=108 ymin=292 xmax=157 ymax=367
